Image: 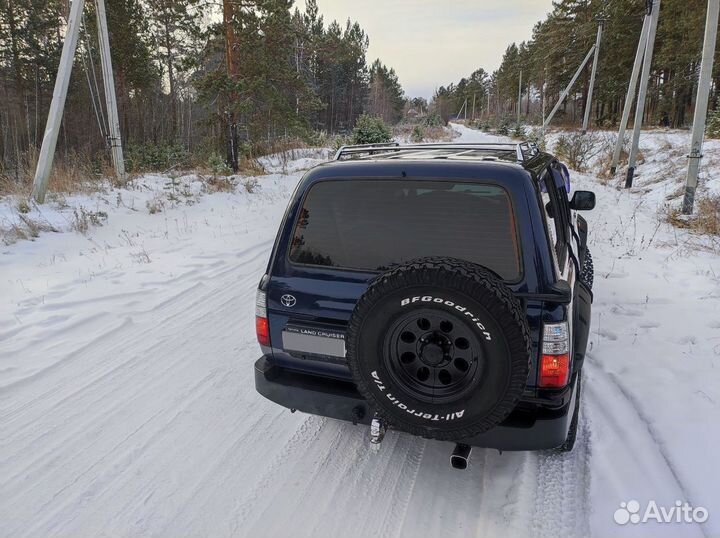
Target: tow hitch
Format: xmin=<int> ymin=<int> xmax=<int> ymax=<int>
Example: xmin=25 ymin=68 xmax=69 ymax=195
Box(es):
xmin=369 ymin=415 xmax=387 ymax=449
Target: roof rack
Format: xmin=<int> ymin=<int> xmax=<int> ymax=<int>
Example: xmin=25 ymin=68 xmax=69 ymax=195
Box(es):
xmin=332 ymin=142 xmax=400 ymax=161
xmin=333 ymin=141 xmax=541 ymax=163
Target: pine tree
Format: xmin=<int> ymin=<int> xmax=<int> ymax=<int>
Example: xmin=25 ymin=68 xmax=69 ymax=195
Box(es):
xmin=145 ymin=0 xmax=203 ymax=141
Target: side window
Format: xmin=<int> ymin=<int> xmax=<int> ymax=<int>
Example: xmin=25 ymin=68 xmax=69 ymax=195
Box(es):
xmin=550 ymin=162 xmax=573 ymax=226
xmin=539 ymin=168 xmax=568 ymax=268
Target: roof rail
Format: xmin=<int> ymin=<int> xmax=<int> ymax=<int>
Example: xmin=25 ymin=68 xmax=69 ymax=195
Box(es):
xmin=333 ymin=141 xmax=540 ymax=163
xmin=333 ymin=142 xmax=399 ymax=161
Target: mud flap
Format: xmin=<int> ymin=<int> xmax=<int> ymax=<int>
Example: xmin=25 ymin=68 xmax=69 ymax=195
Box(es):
xmin=573 ymin=280 xmax=592 ymax=372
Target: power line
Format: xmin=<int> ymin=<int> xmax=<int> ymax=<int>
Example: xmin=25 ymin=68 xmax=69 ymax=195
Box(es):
xmin=80 ymin=11 xmax=107 ymax=141
xmin=82 ymin=10 xmax=108 ymax=140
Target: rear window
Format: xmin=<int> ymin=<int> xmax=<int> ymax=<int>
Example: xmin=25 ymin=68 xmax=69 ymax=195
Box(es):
xmin=289 ymin=180 xmax=521 ymax=280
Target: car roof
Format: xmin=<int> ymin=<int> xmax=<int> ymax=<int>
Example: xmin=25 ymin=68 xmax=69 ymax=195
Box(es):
xmin=302 ymin=158 xmax=536 ymax=189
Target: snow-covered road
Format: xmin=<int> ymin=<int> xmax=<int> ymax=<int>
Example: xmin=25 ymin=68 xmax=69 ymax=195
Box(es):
xmin=1 ymin=125 xmax=718 ymax=537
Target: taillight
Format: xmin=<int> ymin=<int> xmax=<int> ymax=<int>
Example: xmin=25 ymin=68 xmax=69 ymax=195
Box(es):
xmin=539 ymin=322 xmax=570 ymax=388
xmin=256 ymin=316 xmax=270 ymax=347
xmin=256 ymin=288 xmax=270 ymax=347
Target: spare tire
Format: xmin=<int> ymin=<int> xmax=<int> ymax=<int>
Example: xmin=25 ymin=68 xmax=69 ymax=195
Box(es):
xmin=346 ymin=257 xmax=531 ymax=441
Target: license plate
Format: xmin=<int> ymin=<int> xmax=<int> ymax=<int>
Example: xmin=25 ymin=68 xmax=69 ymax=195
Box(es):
xmin=282 ymin=325 xmax=346 ymax=358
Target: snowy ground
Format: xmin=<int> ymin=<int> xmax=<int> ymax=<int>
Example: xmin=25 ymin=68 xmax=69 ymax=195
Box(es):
xmin=1 ymin=125 xmax=719 ymax=537
xmin=541 ymin=125 xmax=720 ymax=208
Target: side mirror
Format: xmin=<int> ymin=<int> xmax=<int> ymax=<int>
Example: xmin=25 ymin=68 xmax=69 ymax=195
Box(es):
xmin=570 ymin=190 xmax=596 ymax=211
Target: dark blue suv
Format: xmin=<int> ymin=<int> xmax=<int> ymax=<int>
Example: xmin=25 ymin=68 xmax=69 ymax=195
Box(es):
xmin=254 ymin=142 xmax=595 ymax=465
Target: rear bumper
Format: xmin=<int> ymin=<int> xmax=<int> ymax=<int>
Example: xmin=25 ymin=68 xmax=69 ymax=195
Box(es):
xmin=255 ymin=355 xmax=576 ymax=451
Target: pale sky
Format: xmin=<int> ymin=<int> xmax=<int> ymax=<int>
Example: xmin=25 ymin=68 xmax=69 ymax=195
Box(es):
xmin=309 ymin=0 xmax=554 ymax=100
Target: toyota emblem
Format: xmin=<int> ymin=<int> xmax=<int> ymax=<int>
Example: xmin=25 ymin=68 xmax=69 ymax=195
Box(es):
xmin=280 ymin=294 xmax=297 ymax=308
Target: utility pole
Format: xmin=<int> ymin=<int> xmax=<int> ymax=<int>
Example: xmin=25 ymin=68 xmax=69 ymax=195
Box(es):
xmin=626 ymin=0 xmax=661 ymax=188
xmin=582 ymin=20 xmax=605 ymax=132
xmin=517 ymin=70 xmax=522 ymax=125
xmin=543 ymin=45 xmax=596 ymax=130
xmin=471 ymin=92 xmax=477 ymax=121
xmin=32 ymin=0 xmax=126 ymax=203
xmin=95 ymin=0 xmax=125 ymax=184
xmin=610 ymin=14 xmax=651 ymax=175
xmin=456 ymin=98 xmax=468 ymax=121
xmin=542 ymin=67 xmax=547 ymax=128
xmin=31 ymin=0 xmax=85 ymax=203
xmin=682 ymin=0 xmax=719 ymax=214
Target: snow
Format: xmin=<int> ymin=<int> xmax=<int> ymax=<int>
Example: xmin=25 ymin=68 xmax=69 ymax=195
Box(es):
xmin=542 ymin=127 xmax=720 ymax=205
xmin=1 ymin=126 xmax=719 ymax=537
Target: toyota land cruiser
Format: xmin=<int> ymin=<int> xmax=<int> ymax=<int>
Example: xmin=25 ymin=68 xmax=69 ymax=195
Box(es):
xmin=254 ymin=141 xmax=595 ymax=467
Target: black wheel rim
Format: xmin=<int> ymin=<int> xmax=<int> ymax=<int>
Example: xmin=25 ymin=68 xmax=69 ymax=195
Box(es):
xmin=383 ymin=309 xmax=485 ymax=404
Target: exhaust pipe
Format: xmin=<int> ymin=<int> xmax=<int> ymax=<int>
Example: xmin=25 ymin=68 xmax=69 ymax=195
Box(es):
xmin=450 ymin=443 xmax=471 ymax=470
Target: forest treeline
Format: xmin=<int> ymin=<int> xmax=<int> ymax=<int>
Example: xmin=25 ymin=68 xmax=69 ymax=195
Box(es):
xmin=434 ymin=0 xmax=720 ymax=130
xmin=4 ymin=0 xmax=719 ymax=184
xmin=0 ymin=0 xmax=405 ymax=179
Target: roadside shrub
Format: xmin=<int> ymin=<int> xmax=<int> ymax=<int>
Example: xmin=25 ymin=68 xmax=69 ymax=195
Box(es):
xmin=305 ymin=130 xmax=329 ymax=147
xmin=146 ymin=194 xmax=165 ymax=214
xmin=696 ymin=196 xmax=720 ymax=235
xmin=665 ymin=196 xmax=720 ymax=236
xmin=71 ymin=206 xmax=108 ymax=233
xmin=332 ymin=134 xmax=351 ymax=151
xmin=207 ymin=152 xmax=232 ymax=177
xmin=555 ymin=132 xmax=602 ymax=172
xmin=393 ymin=123 xmax=455 ymax=143
xmin=206 ymin=177 xmax=235 ymax=193
xmin=351 ymin=114 xmax=393 ymax=144
xmin=0 ymin=214 xmax=57 ymax=244
xmin=596 ymin=133 xmax=628 ymax=179
xmin=16 ymin=199 xmax=31 ymax=214
xmin=423 ymin=113 xmax=444 ymax=127
xmin=497 ymin=119 xmax=511 ymax=137
xmin=706 ymin=108 xmax=720 ymax=139
xmin=126 ymin=144 xmax=191 ymax=173
xmin=512 ymin=124 xmax=527 ymax=139
xmin=411 ymin=125 xmax=425 ymax=142
xmin=242 ymin=178 xmax=259 ymax=193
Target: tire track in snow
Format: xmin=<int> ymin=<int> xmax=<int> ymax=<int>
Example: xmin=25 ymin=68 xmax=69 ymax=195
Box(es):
xmin=2 ymin=278 xmax=258 ymax=450
xmin=229 ymin=415 xmax=329 ymax=535
xmin=1 ymin=235 xmax=274 ymax=537
xmin=1 ymin=242 xmax=267 ymax=409
xmin=232 ymin=423 xmax=429 ymax=538
xmin=15 ymin=369 xmax=229 ymax=538
xmin=583 ymin=357 xmax=708 ymax=538
xmin=589 ymin=357 xmax=701 ymax=512
xmin=2 ymin=280 xmax=224 ymax=423
xmin=531 ymin=416 xmax=591 ymax=538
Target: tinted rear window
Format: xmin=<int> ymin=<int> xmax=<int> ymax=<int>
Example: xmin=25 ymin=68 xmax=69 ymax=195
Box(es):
xmin=289 ymin=180 xmax=521 ymax=280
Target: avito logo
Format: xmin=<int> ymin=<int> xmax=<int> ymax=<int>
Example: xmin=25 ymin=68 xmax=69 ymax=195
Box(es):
xmin=614 ymin=499 xmax=709 ymax=525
